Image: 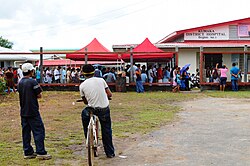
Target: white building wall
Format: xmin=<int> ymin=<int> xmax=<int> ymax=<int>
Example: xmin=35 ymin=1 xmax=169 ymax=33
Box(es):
xmin=178 ymin=49 xmax=198 ymax=74
xmin=178 ymin=48 xmax=234 ymax=81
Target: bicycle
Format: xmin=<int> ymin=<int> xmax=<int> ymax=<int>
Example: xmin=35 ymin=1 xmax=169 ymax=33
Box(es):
xmin=76 ymin=100 xmax=99 ymax=166
xmin=86 ymin=106 xmax=99 ymax=166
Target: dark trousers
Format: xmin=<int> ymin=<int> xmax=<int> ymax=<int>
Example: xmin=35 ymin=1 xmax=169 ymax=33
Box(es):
xmin=55 ymin=79 xmax=60 ymax=83
xmin=21 ymin=115 xmax=47 ymax=156
xmin=231 ymin=80 xmax=238 ymax=91
xmin=184 ymin=78 xmax=190 ymax=91
xmin=81 ymin=107 xmax=115 ymax=156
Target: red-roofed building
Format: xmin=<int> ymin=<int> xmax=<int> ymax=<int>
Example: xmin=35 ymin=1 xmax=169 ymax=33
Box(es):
xmin=113 ymin=17 xmax=250 ymax=83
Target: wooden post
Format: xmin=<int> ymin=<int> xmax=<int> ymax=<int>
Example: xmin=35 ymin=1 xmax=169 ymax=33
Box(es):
xmin=244 ymin=45 xmax=248 ymax=82
xmin=130 ymin=46 xmax=134 ymax=83
xmin=175 ymin=46 xmax=178 ymax=66
xmin=199 ymin=46 xmax=204 ymax=83
xmin=39 ymin=47 xmax=43 ymax=83
xmin=84 ymin=47 xmax=88 ymax=65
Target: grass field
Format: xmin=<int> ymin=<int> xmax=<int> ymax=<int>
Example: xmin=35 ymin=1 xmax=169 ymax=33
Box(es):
xmin=1 ymin=90 xmax=249 ymax=165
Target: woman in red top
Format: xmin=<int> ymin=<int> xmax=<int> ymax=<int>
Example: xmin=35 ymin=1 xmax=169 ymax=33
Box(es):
xmin=157 ymin=64 xmax=163 ymax=83
xmin=13 ymin=68 xmax=18 ymax=84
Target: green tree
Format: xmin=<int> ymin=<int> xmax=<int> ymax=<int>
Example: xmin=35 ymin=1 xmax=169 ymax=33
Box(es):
xmin=0 ymin=36 xmax=13 ymax=49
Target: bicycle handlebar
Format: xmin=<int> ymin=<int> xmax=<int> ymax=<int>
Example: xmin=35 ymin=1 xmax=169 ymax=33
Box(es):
xmin=76 ymin=97 xmax=112 ymax=102
xmin=76 ymin=99 xmax=84 ymax=102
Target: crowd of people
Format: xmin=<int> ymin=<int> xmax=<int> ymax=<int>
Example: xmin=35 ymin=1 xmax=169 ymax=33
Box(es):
xmin=0 ymin=62 xmax=242 ymax=94
xmin=0 ymin=63 xmax=194 ymax=93
xmin=38 ymin=64 xmax=172 ymax=86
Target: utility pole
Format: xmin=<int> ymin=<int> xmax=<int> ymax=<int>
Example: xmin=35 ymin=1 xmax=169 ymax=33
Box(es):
xmin=244 ymin=45 xmax=248 ymax=82
xmin=130 ymin=46 xmax=134 ymax=82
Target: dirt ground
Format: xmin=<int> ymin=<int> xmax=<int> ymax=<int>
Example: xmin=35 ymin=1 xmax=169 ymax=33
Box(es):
xmin=99 ymin=97 xmax=250 ymax=166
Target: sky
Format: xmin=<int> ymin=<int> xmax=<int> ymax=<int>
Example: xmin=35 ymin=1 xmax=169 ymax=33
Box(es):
xmin=1 ymin=0 xmax=250 ymax=51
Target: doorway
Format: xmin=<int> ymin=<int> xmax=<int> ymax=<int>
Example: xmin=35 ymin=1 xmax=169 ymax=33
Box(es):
xmin=204 ymin=54 xmax=222 ymax=69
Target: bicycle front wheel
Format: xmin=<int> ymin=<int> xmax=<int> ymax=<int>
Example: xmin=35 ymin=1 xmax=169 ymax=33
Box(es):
xmin=87 ymin=127 xmax=95 ymax=166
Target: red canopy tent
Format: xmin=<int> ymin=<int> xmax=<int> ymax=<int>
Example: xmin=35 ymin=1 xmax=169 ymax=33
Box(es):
xmin=122 ymin=38 xmax=174 ymax=62
xmin=66 ymin=38 xmax=120 ymax=61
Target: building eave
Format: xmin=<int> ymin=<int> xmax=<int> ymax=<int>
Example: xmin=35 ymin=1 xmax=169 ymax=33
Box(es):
xmin=156 ymin=40 xmax=250 ymax=49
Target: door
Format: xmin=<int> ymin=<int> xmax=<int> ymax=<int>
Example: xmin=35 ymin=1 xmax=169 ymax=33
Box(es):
xmin=0 ymin=62 xmax=4 ymax=68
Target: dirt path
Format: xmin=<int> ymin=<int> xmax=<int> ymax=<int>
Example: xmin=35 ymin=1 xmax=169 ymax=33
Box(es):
xmin=99 ymin=97 xmax=250 ymax=166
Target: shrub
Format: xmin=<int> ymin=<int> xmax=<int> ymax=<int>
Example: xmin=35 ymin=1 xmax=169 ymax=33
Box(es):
xmin=0 ymin=77 xmax=6 ymax=94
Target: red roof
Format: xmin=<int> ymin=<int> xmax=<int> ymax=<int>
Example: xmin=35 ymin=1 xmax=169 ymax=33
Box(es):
xmin=158 ymin=17 xmax=250 ymax=43
xmin=122 ymin=38 xmax=173 ymax=62
xmin=66 ymin=38 xmax=119 ymax=61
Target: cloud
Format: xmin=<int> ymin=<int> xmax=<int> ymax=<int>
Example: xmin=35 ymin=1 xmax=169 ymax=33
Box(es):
xmin=0 ymin=0 xmax=25 ymax=19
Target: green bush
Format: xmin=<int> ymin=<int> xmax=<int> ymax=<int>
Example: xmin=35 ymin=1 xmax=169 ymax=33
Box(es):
xmin=0 ymin=77 xmax=6 ymax=94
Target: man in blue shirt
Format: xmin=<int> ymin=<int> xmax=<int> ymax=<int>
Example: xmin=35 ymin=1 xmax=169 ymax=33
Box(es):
xmin=61 ymin=67 xmax=66 ymax=84
xmin=230 ymin=63 xmax=240 ymax=91
xmin=17 ymin=63 xmax=51 ymax=160
xmin=103 ymin=68 xmax=116 ymax=83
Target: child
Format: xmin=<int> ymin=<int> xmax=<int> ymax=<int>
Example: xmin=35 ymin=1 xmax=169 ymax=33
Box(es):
xmin=172 ymin=70 xmax=181 ymax=93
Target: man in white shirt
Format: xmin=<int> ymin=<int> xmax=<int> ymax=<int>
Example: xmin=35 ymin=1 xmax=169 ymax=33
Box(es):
xmin=127 ymin=63 xmax=137 ymax=82
xmin=79 ymin=64 xmax=115 ymax=158
xmin=54 ymin=66 xmax=61 ymax=83
xmin=147 ymin=65 xmax=153 ymax=84
xmin=17 ymin=64 xmax=23 ymax=83
xmin=45 ymin=68 xmax=52 ymax=84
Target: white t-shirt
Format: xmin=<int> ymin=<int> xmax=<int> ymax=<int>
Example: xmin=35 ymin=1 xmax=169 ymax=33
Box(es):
xmin=17 ymin=68 xmax=23 ymax=80
xmin=61 ymin=69 xmax=66 ymax=79
xmin=148 ymin=69 xmax=153 ymax=79
xmin=79 ymin=77 xmax=109 ymax=108
xmin=71 ymin=71 xmax=76 ymax=77
xmin=54 ymin=69 xmax=60 ymax=80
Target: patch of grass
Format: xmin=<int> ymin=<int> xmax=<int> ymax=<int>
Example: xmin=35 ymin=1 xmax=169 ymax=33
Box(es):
xmin=204 ymin=91 xmax=250 ymax=98
xmin=0 ymin=91 xmax=200 ymax=165
xmin=110 ymin=92 xmax=199 ymax=138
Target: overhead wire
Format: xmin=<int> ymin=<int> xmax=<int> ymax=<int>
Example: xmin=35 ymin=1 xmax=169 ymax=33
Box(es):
xmin=4 ymin=0 xmax=153 ymax=37
xmin=3 ymin=0 xmax=166 ymax=44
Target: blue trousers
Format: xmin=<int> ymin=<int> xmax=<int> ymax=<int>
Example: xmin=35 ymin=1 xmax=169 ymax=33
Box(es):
xmin=81 ymin=107 xmax=115 ymax=156
xmin=136 ymin=80 xmax=144 ymax=93
xmin=21 ymin=115 xmax=47 ymax=155
xmin=231 ymin=80 xmax=238 ymax=91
